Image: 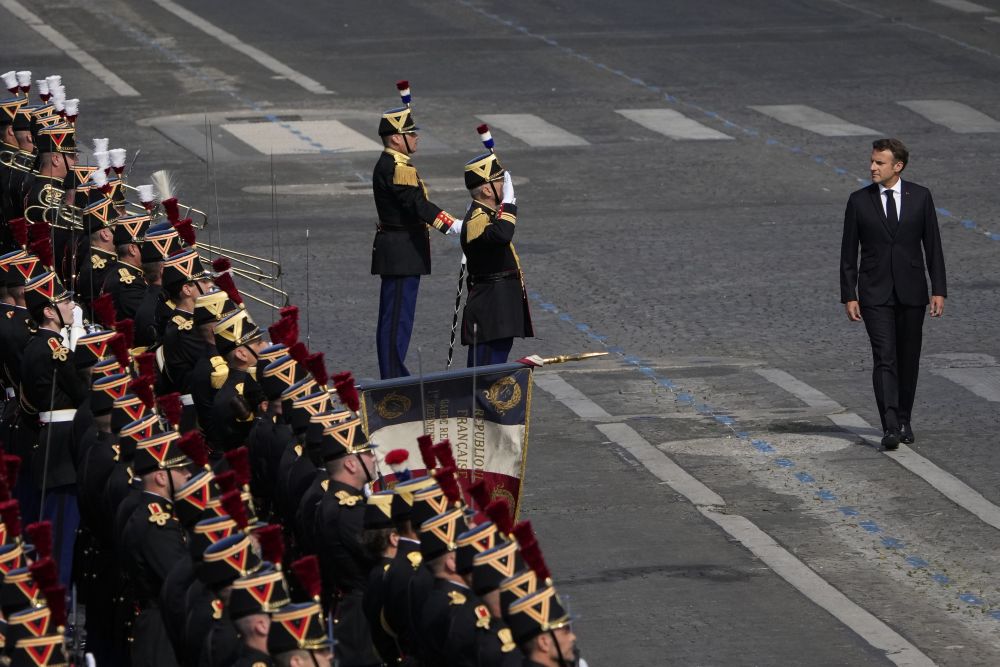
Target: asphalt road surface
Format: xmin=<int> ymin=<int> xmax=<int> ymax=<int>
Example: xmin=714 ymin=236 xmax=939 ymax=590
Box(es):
xmin=7 ymin=0 xmax=1000 ymax=664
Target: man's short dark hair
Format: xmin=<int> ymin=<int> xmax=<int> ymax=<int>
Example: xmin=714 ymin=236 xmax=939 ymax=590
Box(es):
xmin=361 ymin=527 xmax=395 ymax=559
xmin=872 ymin=138 xmax=908 ymax=170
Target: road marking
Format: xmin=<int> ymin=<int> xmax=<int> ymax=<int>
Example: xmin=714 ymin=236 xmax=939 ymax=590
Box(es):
xmin=150 ymin=0 xmax=333 ymax=95
xmin=701 ymin=509 xmax=935 ymax=667
xmin=928 ymin=0 xmax=994 ymax=13
xmin=615 ymin=108 xmax=734 ymax=140
xmin=748 ymin=104 xmax=879 ymax=136
xmin=222 ymin=119 xmax=381 ymax=154
xmin=537 ymin=373 xmax=934 ymax=666
xmin=987 ymin=15 xmax=1000 ymax=23
xmin=596 ymin=423 xmax=726 ymax=506
xmin=756 ymin=368 xmax=1000 ymax=532
xmin=0 ymin=0 xmax=140 ymax=96
xmin=931 ymin=366 xmax=1000 ymax=402
xmin=476 ymin=114 xmax=589 ymax=147
xmin=754 ymin=368 xmax=843 ymax=412
xmin=532 ymin=373 xmax=613 ymax=420
xmin=898 ymin=100 xmax=1000 ymax=133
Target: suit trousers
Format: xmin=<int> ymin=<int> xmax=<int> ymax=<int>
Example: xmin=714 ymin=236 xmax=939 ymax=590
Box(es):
xmin=376 ymin=276 xmax=420 ymax=379
xmin=467 ymin=337 xmax=514 ymax=368
xmin=861 ymin=303 xmax=926 ymax=430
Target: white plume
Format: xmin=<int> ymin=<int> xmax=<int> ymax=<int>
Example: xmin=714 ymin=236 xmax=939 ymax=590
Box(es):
xmin=109 ymin=148 xmax=126 ymax=168
xmin=89 ymin=168 xmax=108 ymax=189
xmin=16 ymin=71 xmax=31 ymax=87
xmin=53 ymin=95 xmax=65 ymax=112
xmin=92 ymin=137 xmax=109 ymax=153
xmin=36 ymin=79 xmax=49 ymax=95
xmin=64 ymin=98 xmax=79 ymax=117
xmin=45 ymin=75 xmax=61 ymax=89
xmin=94 ymin=151 xmax=111 ymax=171
xmin=151 ymin=169 xmax=176 ymax=201
xmin=136 ymin=184 xmax=156 ymax=204
xmin=1 ymin=72 xmax=16 ymax=90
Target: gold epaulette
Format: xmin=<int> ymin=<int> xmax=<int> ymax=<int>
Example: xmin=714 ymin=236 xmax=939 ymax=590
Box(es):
xmin=448 ymin=590 xmax=466 ymax=606
xmin=171 ymin=314 xmax=193 ymax=330
xmin=209 ymin=356 xmax=228 ymax=389
xmin=464 ymin=209 xmax=491 ymax=243
xmin=335 ymin=489 xmax=363 ymax=507
xmin=407 ymin=551 xmax=422 ymax=569
xmin=393 ymin=163 xmax=419 ymax=187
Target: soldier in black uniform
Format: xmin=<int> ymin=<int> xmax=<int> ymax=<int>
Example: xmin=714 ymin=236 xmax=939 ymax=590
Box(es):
xmin=312 ymin=415 xmax=380 ymax=667
xmin=460 ymin=152 xmax=532 ymax=367
xmin=23 ymin=124 xmax=79 ymax=278
xmin=74 ymin=193 xmax=118 ymax=318
xmin=505 ymin=585 xmax=578 ymax=667
xmin=1 ymin=100 xmax=35 ymax=229
xmin=0 ymin=95 xmax=27 ymax=247
xmin=133 ymin=224 xmax=180 ymax=348
xmin=267 ymin=601 xmax=334 ymax=667
xmin=104 ymin=212 xmax=150 ymax=320
xmin=223 ymin=565 xmax=291 ymax=667
xmin=361 ymin=489 xmax=405 ymax=665
xmin=159 ymin=248 xmax=213 ymax=419
xmin=209 ymin=308 xmax=267 ymax=452
xmin=371 ymin=87 xmax=460 ymax=379
xmin=20 ymin=270 xmax=87 ymax=583
xmin=382 ymin=475 xmax=438 ymax=662
xmin=0 ymin=251 xmax=32 ymax=449
xmin=120 ymin=430 xmax=193 ymax=667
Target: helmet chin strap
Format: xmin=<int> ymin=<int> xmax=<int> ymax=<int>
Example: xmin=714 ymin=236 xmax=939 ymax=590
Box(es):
xmin=550 ymin=630 xmax=575 ymax=667
xmin=402 ymin=133 xmax=414 ymax=154
xmin=489 ymin=181 xmax=501 ymax=207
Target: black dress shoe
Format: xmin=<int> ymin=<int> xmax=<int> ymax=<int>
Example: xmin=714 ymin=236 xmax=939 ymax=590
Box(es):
xmin=899 ymin=422 xmax=914 ymax=445
xmin=881 ymin=429 xmax=900 ymax=451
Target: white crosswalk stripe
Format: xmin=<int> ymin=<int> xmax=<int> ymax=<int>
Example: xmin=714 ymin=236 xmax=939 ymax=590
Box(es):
xmin=898 ymin=99 xmax=1000 ymax=133
xmin=927 ymin=0 xmax=994 ymax=13
xmin=476 ymin=113 xmax=589 ymax=147
xmin=615 ymin=109 xmax=734 ymax=140
xmin=222 ymin=120 xmax=382 ymax=155
xmin=749 ymin=104 xmax=879 ymax=136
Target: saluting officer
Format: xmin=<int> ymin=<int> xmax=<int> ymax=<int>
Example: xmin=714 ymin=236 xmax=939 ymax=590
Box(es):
xmin=460 ymin=150 xmax=533 ymax=366
xmin=371 ymin=81 xmax=460 ymax=379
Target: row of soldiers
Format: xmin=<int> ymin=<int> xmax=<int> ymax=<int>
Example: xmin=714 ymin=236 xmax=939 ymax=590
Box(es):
xmin=0 ymin=69 xmax=582 ymax=666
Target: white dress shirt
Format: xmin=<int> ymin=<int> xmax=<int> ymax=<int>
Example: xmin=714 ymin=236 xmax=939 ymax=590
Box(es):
xmin=878 ymin=180 xmax=902 ymax=219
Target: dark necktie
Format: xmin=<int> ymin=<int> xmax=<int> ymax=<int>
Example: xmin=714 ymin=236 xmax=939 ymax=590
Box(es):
xmin=884 ymin=189 xmax=898 ymax=229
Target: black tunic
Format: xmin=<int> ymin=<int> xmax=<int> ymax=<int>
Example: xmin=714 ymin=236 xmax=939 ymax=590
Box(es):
xmin=134 ymin=285 xmax=168 ymax=348
xmin=19 ymin=328 xmax=88 ymax=489
xmin=75 ymin=247 xmax=117 ymax=316
xmin=370 ymin=148 xmax=451 ymax=276
xmin=459 ymin=202 xmax=533 ymax=344
xmin=104 ymin=260 xmax=148 ymax=320
xmin=121 ymin=491 xmax=186 ymax=667
xmin=383 ymin=538 xmax=433 ymax=661
xmin=161 ymin=308 xmax=206 ymax=394
xmin=364 ymin=555 xmax=403 ymax=665
xmin=419 ymin=578 xmax=521 ymax=667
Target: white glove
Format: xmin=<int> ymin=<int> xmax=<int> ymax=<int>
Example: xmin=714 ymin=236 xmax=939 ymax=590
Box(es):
xmin=68 ymin=304 xmax=86 ymax=351
xmin=501 ymin=171 xmax=515 ymax=205
xmin=447 ymin=216 xmax=463 ymax=235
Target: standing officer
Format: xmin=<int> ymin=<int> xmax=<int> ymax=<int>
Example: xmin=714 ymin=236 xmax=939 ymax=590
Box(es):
xmin=371 ymin=81 xmax=460 ymax=379
xmin=840 ymin=138 xmax=946 ymax=450
xmin=460 ymin=150 xmax=533 ymax=367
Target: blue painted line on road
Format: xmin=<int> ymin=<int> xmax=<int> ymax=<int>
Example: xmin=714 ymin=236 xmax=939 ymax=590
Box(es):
xmin=859 ymin=520 xmax=881 ymax=533
xmin=457 ymin=0 xmax=1000 ymax=245
xmin=990 ymin=610 xmax=1000 ymax=620
xmin=522 ymin=278 xmax=995 ymax=620
xmin=959 ymin=593 xmax=984 ymax=606
xmin=881 ymin=537 xmax=905 ymax=549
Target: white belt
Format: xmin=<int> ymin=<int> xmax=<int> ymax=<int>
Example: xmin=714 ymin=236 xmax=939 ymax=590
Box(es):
xmin=5 ymin=387 xmax=14 ymax=400
xmin=180 ymin=394 xmax=194 ymax=406
xmin=39 ymin=409 xmax=77 ymax=423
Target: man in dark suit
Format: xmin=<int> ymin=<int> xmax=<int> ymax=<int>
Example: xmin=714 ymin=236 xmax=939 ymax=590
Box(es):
xmin=371 ymin=83 xmax=460 ymax=379
xmin=840 ymin=138 xmax=947 ymax=450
